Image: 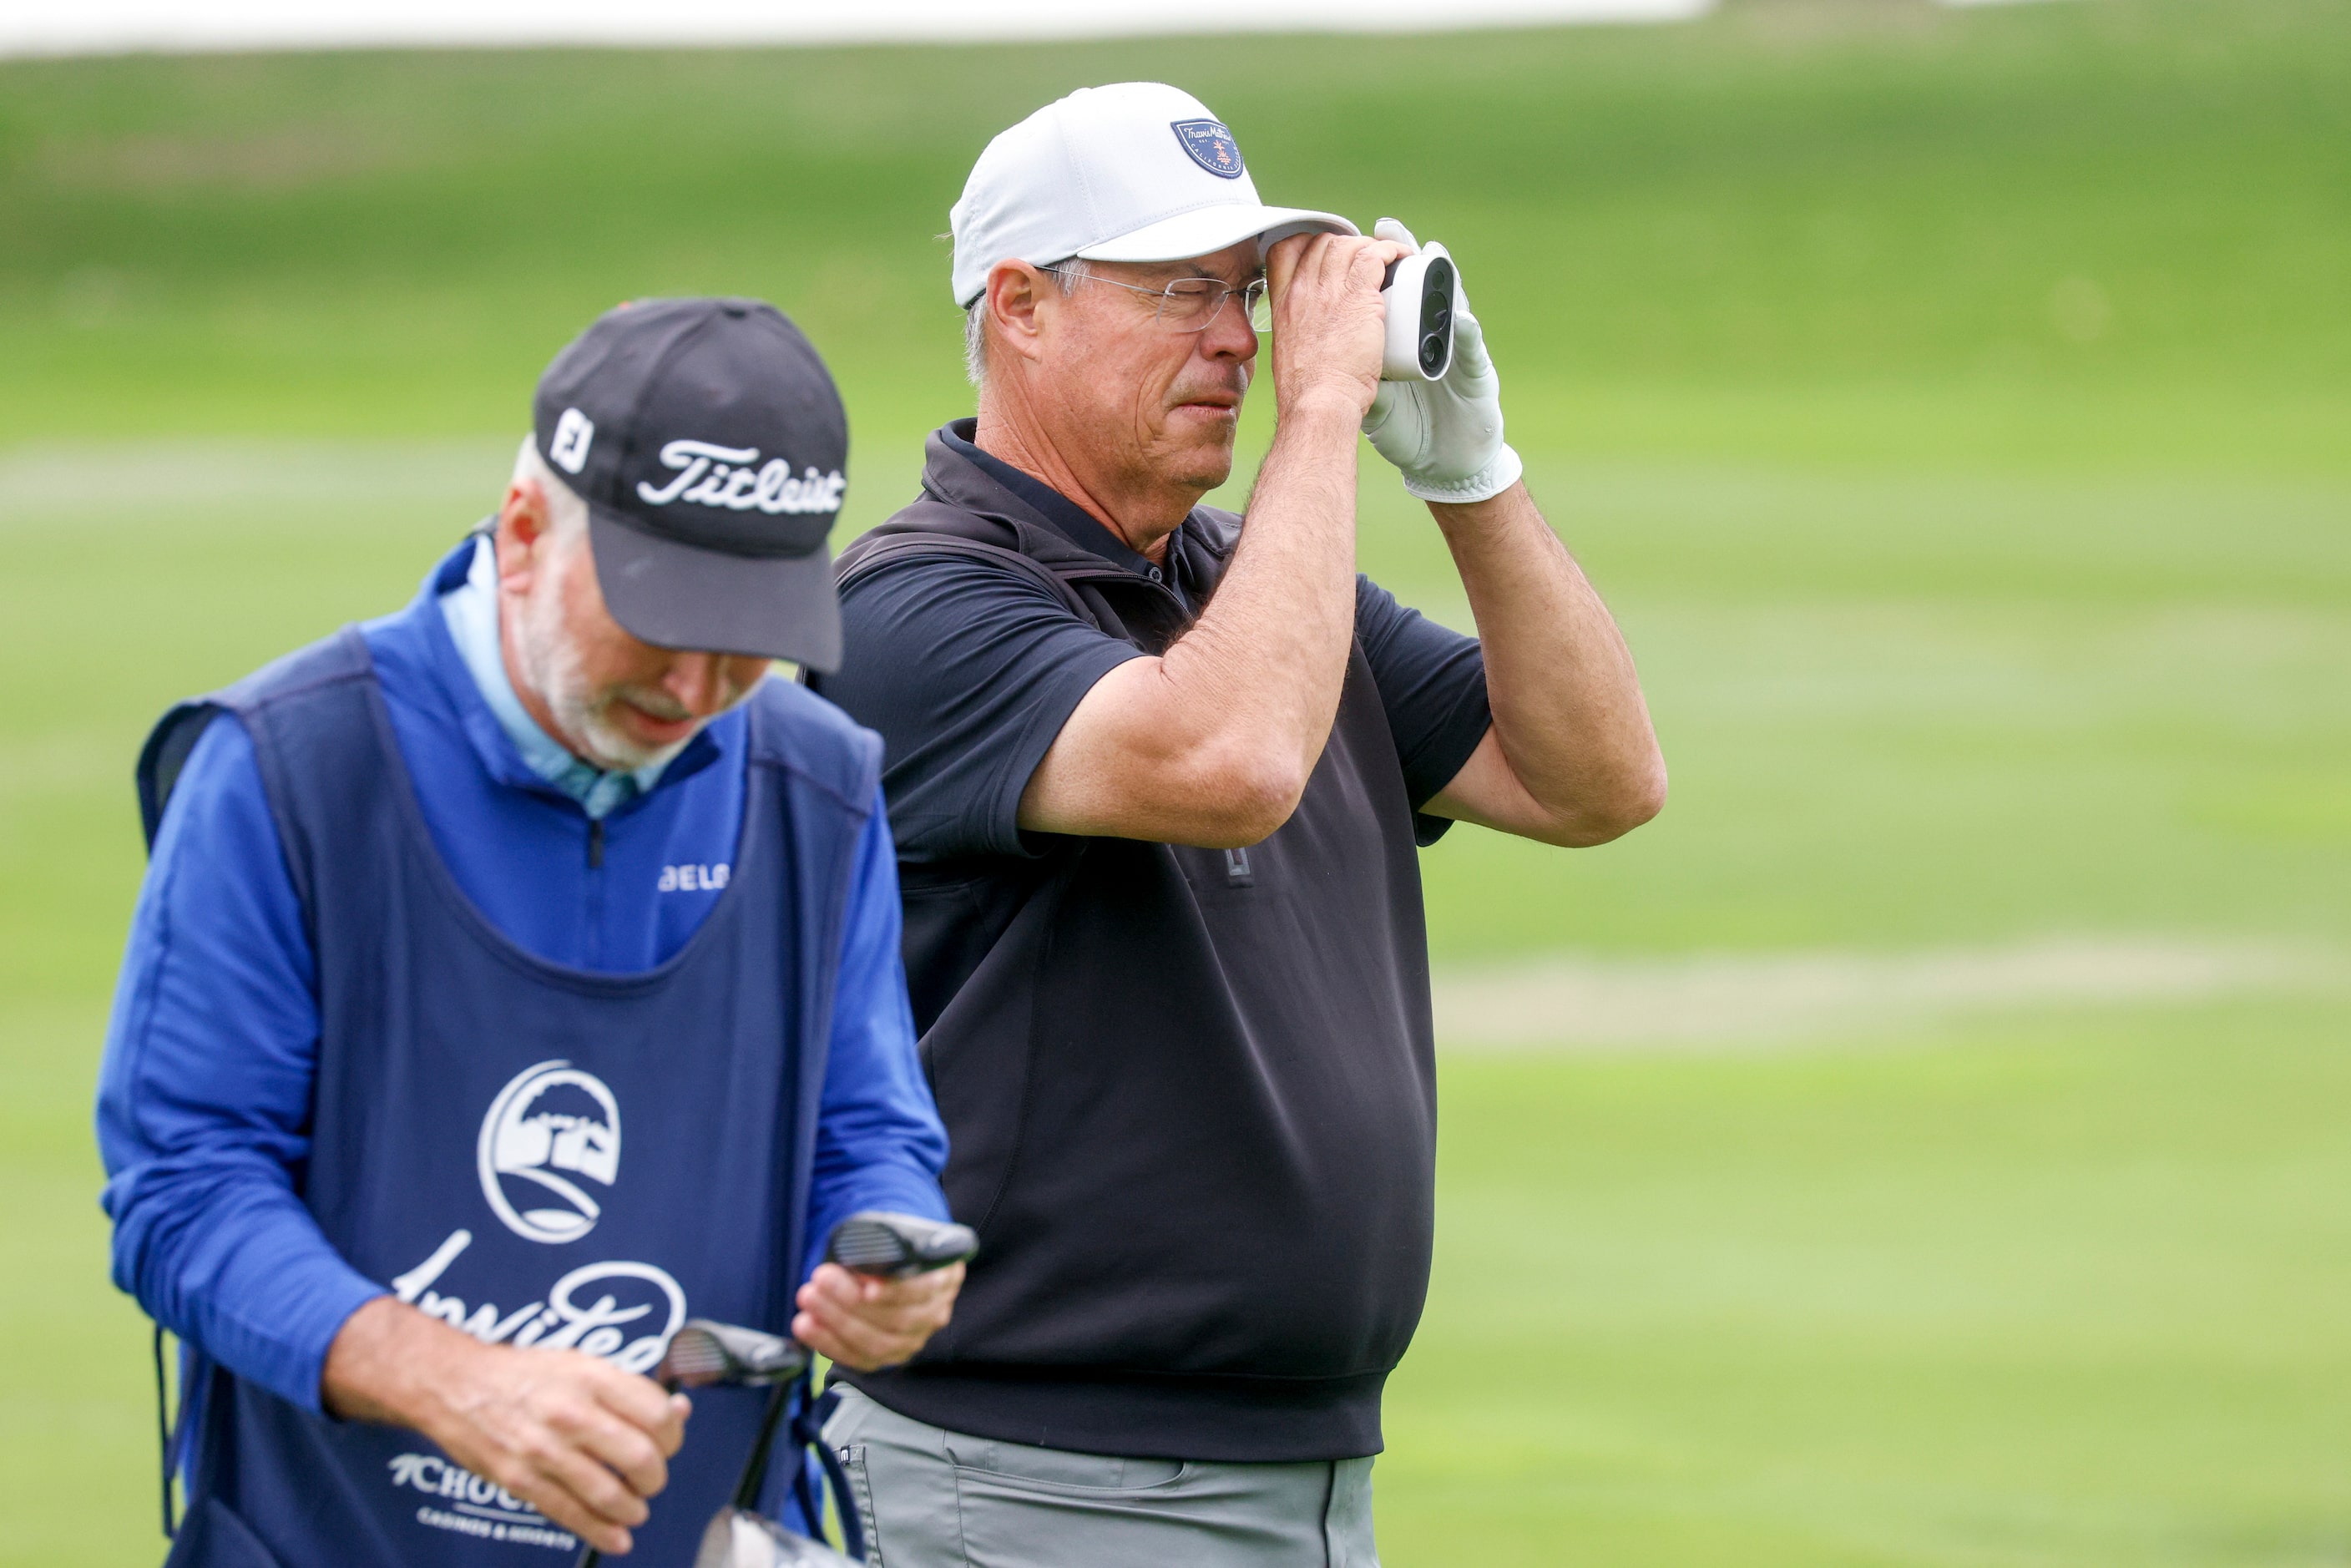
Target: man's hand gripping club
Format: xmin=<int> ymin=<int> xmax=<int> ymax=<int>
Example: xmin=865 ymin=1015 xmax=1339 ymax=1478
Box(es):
xmin=324 ymin=1296 xmax=690 ymax=1558
xmin=792 ymin=1211 xmax=971 ymax=1375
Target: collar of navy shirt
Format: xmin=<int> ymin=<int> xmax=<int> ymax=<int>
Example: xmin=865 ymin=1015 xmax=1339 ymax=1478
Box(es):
xmin=933 ymin=420 xmax=1214 ymax=614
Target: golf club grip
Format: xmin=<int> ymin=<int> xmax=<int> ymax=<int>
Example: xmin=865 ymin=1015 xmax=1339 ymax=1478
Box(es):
xmin=826 ymin=1211 xmax=978 ymax=1277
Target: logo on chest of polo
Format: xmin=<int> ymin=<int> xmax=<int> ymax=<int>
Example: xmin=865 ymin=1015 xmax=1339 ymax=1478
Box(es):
xmin=387 ymin=1061 xmax=690 ymax=1377
xmin=659 ymin=862 xmax=729 ymax=893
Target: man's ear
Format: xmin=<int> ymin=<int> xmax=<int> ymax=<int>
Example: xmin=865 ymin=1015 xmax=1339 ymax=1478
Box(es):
xmin=985 ymin=261 xmax=1057 ymax=367
xmin=493 ymin=478 xmax=551 ymax=592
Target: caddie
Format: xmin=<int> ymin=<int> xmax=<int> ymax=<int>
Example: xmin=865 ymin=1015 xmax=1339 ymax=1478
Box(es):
xmin=95 ymin=298 xmax=963 ymax=1565
xmin=811 ymin=84 xmax=1667 ymax=1563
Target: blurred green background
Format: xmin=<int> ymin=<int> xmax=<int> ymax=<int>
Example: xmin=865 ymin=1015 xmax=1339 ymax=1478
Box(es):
xmin=3 ymin=0 xmax=2348 ymax=1561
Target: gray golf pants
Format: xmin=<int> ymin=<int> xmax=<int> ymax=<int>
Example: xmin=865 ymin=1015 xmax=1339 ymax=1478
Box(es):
xmin=822 ymin=1385 xmax=1380 ymax=1568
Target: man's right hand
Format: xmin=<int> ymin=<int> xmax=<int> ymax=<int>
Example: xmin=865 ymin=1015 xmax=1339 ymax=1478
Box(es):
xmin=1264 ymin=230 xmax=1408 ymax=423
xmin=322 ymin=1297 xmax=690 ymax=1556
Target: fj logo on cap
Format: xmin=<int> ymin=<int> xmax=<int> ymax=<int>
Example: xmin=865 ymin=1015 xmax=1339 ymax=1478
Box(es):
xmin=1171 ymin=119 xmax=1246 ymax=180
xmin=549 ymin=407 xmax=594 ymax=474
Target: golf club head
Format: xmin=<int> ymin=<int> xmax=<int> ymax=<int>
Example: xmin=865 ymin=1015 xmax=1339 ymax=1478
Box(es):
xmin=657 ymin=1319 xmax=810 ymax=1389
xmin=693 ymin=1507 xmax=859 ymax=1568
xmin=825 ymin=1211 xmax=978 ymax=1278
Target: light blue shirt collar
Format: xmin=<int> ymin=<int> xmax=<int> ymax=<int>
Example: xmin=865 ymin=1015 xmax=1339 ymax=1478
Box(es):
xmin=439 ymin=536 xmax=671 ymax=820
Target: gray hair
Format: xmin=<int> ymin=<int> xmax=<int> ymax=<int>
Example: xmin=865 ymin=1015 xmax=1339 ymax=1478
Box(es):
xmin=965 ymin=259 xmax=1090 ymax=387
xmin=512 ymin=436 xmax=589 ymax=540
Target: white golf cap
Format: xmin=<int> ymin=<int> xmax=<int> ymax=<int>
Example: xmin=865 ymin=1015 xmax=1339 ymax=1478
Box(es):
xmin=948 ymin=82 xmax=1358 ymax=308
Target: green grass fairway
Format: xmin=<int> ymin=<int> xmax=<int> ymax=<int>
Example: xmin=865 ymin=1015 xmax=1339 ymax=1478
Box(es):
xmin=3 ymin=0 xmax=2347 ymax=468
xmin=1398 ymin=1000 xmax=2351 ymax=1567
xmin=3 ymin=2 xmax=2348 ymax=1563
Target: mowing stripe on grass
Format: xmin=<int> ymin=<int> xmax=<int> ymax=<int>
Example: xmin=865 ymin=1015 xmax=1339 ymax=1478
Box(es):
xmin=1434 ymin=937 xmax=2348 ymax=1052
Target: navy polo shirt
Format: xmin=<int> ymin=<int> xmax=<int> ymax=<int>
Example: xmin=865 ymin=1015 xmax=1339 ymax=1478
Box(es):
xmin=815 ymin=421 xmax=1491 ymax=1462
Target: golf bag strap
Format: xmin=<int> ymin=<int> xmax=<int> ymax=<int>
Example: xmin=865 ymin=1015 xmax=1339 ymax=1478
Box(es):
xmin=792 ymin=1379 xmax=866 ymax=1562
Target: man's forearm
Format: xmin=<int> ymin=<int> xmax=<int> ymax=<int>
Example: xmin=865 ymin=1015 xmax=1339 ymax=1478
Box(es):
xmin=325 ymin=1297 xmax=690 ymax=1555
xmin=1158 ymin=400 xmax=1362 ymax=787
xmin=1427 ymin=482 xmax=1666 ymax=845
xmin=1020 ymin=400 xmax=1363 ymax=845
xmin=323 ymin=1295 xmax=516 ymax=1428
xmin=103 ymin=1148 xmax=392 ymax=1414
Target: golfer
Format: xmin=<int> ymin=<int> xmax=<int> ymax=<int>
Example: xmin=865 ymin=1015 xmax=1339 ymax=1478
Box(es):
xmin=95 ymin=299 xmax=963 ymax=1565
xmin=811 ymin=84 xmax=1666 ymax=1563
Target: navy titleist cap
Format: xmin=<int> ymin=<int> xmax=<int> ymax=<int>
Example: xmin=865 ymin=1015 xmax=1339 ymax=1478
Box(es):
xmin=532 ymin=297 xmax=849 ymax=671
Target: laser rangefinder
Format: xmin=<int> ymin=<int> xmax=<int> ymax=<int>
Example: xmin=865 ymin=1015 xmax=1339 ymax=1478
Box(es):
xmin=1380 ymin=249 xmax=1458 ymax=382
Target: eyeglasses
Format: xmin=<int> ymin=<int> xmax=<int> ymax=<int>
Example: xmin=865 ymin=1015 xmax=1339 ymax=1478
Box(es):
xmin=1045 ymin=267 xmax=1272 ymax=333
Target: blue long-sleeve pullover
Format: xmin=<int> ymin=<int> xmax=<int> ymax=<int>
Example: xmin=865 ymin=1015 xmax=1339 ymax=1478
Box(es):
xmin=95 ymin=538 xmax=949 ymax=1413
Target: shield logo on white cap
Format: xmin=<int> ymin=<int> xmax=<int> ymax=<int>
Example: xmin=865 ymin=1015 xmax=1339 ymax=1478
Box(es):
xmin=1171 ymin=119 xmax=1246 ymax=180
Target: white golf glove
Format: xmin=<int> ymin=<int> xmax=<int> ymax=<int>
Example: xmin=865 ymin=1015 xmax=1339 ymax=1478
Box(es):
xmin=1360 ymin=218 xmax=1524 ymax=504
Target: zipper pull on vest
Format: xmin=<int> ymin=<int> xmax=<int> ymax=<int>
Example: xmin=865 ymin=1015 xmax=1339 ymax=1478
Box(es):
xmin=588 ymin=817 xmax=605 ymax=869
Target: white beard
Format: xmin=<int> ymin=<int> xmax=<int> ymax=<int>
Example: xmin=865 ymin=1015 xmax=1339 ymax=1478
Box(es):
xmin=513 ymin=577 xmax=697 ymax=776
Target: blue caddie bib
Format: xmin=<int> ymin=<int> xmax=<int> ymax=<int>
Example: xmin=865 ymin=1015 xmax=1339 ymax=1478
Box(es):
xmin=138 ymin=622 xmax=881 ymax=1567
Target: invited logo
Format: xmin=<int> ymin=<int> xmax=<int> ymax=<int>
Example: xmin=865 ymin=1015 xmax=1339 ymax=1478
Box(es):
xmin=549 ymin=407 xmax=594 ymax=474
xmin=478 ymin=1061 xmax=620 ymax=1244
xmin=392 ymin=1229 xmax=687 ymax=1376
xmin=1171 ymin=119 xmax=1245 ymax=180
